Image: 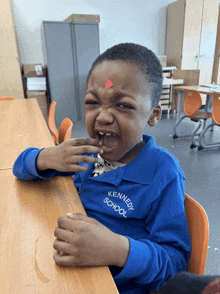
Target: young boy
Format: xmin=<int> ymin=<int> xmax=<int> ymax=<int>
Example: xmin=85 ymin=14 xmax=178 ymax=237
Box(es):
xmin=13 ymin=43 xmax=191 ymax=294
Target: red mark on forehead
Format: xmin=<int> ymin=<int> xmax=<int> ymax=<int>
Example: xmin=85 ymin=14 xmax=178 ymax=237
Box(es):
xmin=106 ymin=80 xmax=113 ymax=89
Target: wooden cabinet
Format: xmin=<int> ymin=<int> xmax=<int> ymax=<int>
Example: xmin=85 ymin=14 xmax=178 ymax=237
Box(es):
xmin=212 ymin=7 xmax=220 ymax=84
xmin=166 ymin=0 xmax=219 ymax=87
xmin=0 ymin=0 xmax=24 ymax=99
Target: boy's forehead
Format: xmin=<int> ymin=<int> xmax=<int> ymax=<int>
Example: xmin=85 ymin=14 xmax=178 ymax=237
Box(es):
xmin=89 ymin=60 xmax=150 ymax=96
xmin=91 ymin=60 xmax=141 ymax=78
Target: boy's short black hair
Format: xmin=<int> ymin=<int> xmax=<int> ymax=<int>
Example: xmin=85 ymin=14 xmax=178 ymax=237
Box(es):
xmin=87 ymin=42 xmax=163 ymax=109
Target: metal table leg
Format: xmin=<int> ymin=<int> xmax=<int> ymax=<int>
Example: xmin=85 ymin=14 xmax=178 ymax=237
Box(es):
xmin=203 ymin=94 xmax=210 ymax=130
xmin=176 ymin=90 xmax=183 ymax=134
xmin=204 ymin=94 xmax=210 ymax=112
xmin=176 ymin=90 xmax=183 ymax=121
xmin=211 ymin=119 xmax=214 ymax=131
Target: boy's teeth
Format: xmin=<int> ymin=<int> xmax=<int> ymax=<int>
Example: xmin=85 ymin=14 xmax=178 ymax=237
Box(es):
xmin=98 ymin=131 xmax=116 ymax=137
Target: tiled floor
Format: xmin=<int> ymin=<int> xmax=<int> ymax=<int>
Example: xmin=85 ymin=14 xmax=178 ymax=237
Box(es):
xmin=70 ymin=112 xmax=220 ymax=275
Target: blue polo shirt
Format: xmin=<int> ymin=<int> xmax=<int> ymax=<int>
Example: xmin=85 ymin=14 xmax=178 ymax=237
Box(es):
xmin=13 ymin=134 xmax=191 ymax=294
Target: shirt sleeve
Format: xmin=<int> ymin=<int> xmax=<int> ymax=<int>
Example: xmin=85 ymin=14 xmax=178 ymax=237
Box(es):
xmin=113 ymin=173 xmax=191 ymax=292
xmin=13 ymin=147 xmax=75 ymax=181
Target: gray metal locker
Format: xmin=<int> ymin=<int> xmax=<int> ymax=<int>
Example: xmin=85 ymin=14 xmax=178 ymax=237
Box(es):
xmin=41 ymin=21 xmax=100 ymax=128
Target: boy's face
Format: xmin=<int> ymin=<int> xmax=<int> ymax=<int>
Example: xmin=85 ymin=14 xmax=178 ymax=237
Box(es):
xmin=85 ymin=60 xmax=161 ymax=163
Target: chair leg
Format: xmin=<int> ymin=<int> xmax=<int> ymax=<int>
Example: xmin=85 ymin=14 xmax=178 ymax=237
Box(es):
xmin=190 ymin=120 xmax=202 ymax=148
xmin=198 ymin=124 xmax=220 ymax=150
xmin=202 ymin=119 xmax=207 ymax=130
xmin=173 ymin=115 xmax=188 ymax=138
xmin=173 ymin=116 xmax=202 ymax=140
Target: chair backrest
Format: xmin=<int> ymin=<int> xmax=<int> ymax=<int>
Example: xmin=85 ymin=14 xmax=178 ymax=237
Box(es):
xmin=184 ymin=90 xmax=202 ymax=117
xmin=48 ymin=101 xmax=59 ymax=144
xmin=0 ymin=97 xmax=16 ymax=100
xmin=58 ymin=118 xmax=73 ymax=144
xmin=184 ymin=193 xmax=209 ymax=275
xmin=212 ymin=93 xmax=220 ymax=125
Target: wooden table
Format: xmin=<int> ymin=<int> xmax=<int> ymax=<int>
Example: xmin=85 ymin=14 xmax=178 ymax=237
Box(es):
xmin=162 ymin=78 xmax=184 ymax=86
xmin=0 ymin=99 xmax=119 ymax=293
xmin=0 ymin=99 xmax=54 ymax=170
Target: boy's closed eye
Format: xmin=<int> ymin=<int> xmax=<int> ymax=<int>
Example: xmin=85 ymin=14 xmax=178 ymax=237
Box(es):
xmin=85 ymin=100 xmax=134 ymax=110
xmin=118 ymin=104 xmax=133 ymax=109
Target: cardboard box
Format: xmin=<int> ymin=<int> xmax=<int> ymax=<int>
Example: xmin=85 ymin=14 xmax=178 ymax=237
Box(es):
xmin=26 ymin=91 xmax=48 ymax=122
xmin=26 ymin=90 xmax=47 ymax=107
xmin=27 ymin=77 xmax=47 ymax=91
xmin=64 ymin=14 xmax=100 ymax=23
xmin=22 ymin=64 xmax=46 ymax=77
xmin=158 ymin=56 xmax=167 ymax=67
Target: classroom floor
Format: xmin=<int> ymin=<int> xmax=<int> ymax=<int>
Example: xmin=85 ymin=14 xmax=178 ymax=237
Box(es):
xmin=70 ymin=112 xmax=220 ymax=276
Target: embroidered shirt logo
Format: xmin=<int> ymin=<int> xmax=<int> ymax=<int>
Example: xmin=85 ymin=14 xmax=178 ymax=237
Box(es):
xmin=103 ymin=191 xmax=135 ymax=218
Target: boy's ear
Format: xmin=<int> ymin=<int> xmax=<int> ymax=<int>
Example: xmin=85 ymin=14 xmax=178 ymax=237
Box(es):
xmin=148 ymin=103 xmax=162 ymax=127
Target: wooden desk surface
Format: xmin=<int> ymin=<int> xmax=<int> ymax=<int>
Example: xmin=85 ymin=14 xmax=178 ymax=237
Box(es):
xmin=173 ymin=85 xmax=220 ymax=95
xmin=0 ymin=99 xmax=54 ymax=169
xmin=0 ymin=170 xmax=118 ymax=293
xmin=0 ymin=99 xmax=119 ymax=293
xmin=163 ymin=78 xmax=184 ymax=85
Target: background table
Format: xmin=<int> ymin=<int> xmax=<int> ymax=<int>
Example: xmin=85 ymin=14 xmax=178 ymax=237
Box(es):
xmin=162 ymin=77 xmax=184 ymax=113
xmin=0 ymin=99 xmax=119 ymax=293
xmin=163 ymin=78 xmax=184 ymax=86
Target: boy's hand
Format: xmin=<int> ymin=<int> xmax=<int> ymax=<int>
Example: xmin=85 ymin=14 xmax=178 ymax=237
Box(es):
xmin=53 ymin=213 xmax=130 ymax=268
xmin=36 ymin=138 xmax=103 ymax=172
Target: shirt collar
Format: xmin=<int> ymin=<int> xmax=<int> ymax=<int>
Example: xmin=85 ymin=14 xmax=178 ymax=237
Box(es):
xmin=81 ymin=134 xmax=160 ymax=186
xmin=122 ymin=134 xmax=158 ymax=185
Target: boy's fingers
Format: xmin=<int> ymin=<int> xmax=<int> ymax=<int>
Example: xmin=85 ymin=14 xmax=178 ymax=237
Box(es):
xmin=71 ymin=146 xmax=103 ymax=156
xmin=71 ymin=155 xmax=102 ymax=164
xmin=67 ymin=165 xmax=89 ymax=173
xmin=71 ymin=137 xmax=100 ymax=147
xmin=53 ymin=251 xmax=76 ymax=267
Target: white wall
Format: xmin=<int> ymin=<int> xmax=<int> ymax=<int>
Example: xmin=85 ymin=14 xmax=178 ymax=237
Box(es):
xmin=11 ymin=0 xmax=176 ymax=65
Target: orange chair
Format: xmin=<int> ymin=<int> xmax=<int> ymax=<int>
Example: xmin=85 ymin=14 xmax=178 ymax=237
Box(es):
xmin=198 ymin=93 xmax=220 ymax=150
xmin=58 ymin=118 xmax=73 ymax=144
xmin=173 ymin=90 xmax=212 ymax=149
xmin=61 ymin=118 xmax=74 ymax=179
xmin=0 ymin=97 xmax=16 ymax=100
xmin=48 ymin=101 xmax=73 ymax=144
xmin=149 ymin=193 xmax=209 ymax=294
xmin=48 ymin=101 xmax=59 ymax=144
xmin=184 ymin=193 xmax=209 ymax=275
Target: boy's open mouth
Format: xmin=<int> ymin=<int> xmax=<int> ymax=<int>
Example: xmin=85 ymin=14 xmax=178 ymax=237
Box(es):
xmin=96 ymin=131 xmax=120 ymax=153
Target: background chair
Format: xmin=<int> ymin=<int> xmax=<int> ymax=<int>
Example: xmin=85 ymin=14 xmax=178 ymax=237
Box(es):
xmin=48 ymin=101 xmax=73 ymax=144
xmin=48 ymin=101 xmax=59 ymax=144
xmin=198 ymin=93 xmax=220 ymax=151
xmin=0 ymin=97 xmax=16 ymax=100
xmin=184 ymin=193 xmax=209 ymax=275
xmin=60 ymin=118 xmax=74 ymax=179
xmin=58 ymin=118 xmax=73 ymax=144
xmin=173 ymin=90 xmax=212 ymax=149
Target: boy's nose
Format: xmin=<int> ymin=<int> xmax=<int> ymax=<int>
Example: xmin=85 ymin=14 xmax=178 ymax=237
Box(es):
xmin=96 ymin=108 xmax=114 ymax=124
